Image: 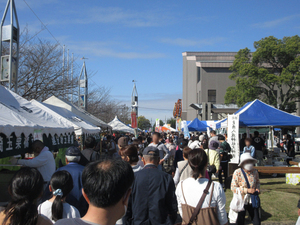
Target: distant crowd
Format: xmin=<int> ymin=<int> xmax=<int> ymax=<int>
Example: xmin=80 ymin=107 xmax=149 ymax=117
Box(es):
xmin=1 ymin=130 xmax=294 ymax=225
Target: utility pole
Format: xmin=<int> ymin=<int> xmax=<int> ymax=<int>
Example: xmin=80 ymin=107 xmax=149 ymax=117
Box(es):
xmin=78 ymin=57 xmax=88 ymax=111
xmin=62 ymin=45 xmax=65 ymax=98
xmin=0 ymin=0 xmax=19 ymax=93
xmin=71 ymin=53 xmax=74 ymax=103
xmin=131 ymin=80 xmax=138 ymax=137
xmin=67 ymin=49 xmax=69 ymax=100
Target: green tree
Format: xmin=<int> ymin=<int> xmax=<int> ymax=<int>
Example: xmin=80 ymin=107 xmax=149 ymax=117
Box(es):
xmin=138 ymin=116 xmax=151 ymax=130
xmin=167 ymin=118 xmax=176 ymax=129
xmin=225 ymin=35 xmax=300 ymax=113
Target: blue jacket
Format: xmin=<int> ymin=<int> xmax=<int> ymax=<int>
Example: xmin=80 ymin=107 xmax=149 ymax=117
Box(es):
xmin=56 ymin=162 xmax=88 ymax=216
xmin=243 ymin=145 xmax=256 ymax=158
xmin=126 ymin=164 xmax=177 ymax=225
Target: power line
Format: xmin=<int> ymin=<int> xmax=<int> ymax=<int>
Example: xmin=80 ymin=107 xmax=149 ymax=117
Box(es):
xmin=139 ymin=107 xmax=173 ymax=111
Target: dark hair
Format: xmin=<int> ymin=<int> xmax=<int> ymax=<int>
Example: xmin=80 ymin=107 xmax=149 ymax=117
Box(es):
xmin=202 ymin=139 xmax=208 ymax=149
xmin=82 ymin=159 xmax=134 ymax=208
xmin=4 ymin=167 xmax=44 ymax=225
xmin=218 ymin=135 xmax=225 ymax=141
xmin=50 ymin=171 xmax=74 ymax=222
xmin=254 ymin=131 xmax=259 ymax=136
xmin=210 ymin=130 xmax=216 ymax=135
xmin=31 ymin=140 xmax=45 ymax=153
xmin=153 ymin=132 xmax=160 ymax=138
xmin=188 ymin=148 xmax=208 ymax=179
xmin=85 ymin=136 xmax=96 ymax=149
xmin=169 ymin=138 xmax=173 ymax=144
xmin=245 ymin=138 xmax=252 ymax=144
xmin=183 ymin=147 xmax=192 ymax=159
xmin=119 ymin=145 xmax=139 ymax=164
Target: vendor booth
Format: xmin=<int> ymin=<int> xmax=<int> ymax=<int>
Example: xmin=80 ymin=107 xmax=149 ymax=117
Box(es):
xmin=216 ymin=99 xmax=300 ymax=179
xmin=188 ymin=118 xmax=210 ymax=132
xmin=108 ymin=116 xmax=135 ymax=134
xmin=43 ymin=96 xmax=111 ymax=131
xmin=0 ymin=85 xmax=75 ymax=159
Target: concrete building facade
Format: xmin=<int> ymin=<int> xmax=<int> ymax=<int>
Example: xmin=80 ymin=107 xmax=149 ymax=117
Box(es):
xmin=182 ymin=52 xmax=239 ymax=121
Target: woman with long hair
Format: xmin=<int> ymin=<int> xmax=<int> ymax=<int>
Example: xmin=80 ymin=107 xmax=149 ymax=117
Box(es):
xmin=175 ymin=148 xmax=228 ymax=225
xmin=119 ymin=145 xmax=143 ymax=172
xmin=38 ymin=171 xmax=80 ymax=223
xmin=0 ymin=167 xmax=52 ymax=225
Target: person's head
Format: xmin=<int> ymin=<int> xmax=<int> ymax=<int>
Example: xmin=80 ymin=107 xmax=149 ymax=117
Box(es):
xmin=209 ymin=140 xmax=219 ymax=150
xmin=31 ymin=140 xmax=45 ymax=156
xmin=210 ymin=130 xmax=216 ymax=137
xmin=152 ymin=132 xmax=160 ymax=143
xmin=254 ymin=131 xmax=259 ymax=137
xmin=188 ymin=148 xmax=208 ymax=179
xmin=142 ymin=146 xmax=160 ymax=166
xmin=218 ymin=135 xmax=225 ymax=143
xmin=65 ymin=146 xmax=81 ymax=164
xmin=82 ymin=159 xmax=134 ymax=221
xmin=245 ymin=138 xmax=252 ymax=147
xmin=202 ymin=138 xmax=208 ymax=149
xmin=4 ymin=167 xmax=44 ymax=225
xmin=239 ymin=152 xmax=257 ymax=171
xmin=199 ymin=135 xmax=205 ymax=142
xmin=107 ymin=135 xmax=112 ymax=141
xmin=118 ymin=137 xmax=128 ymax=150
xmin=85 ymin=136 xmax=96 ymax=149
xmin=49 ymin=171 xmax=74 ymax=222
xmin=178 ymin=138 xmax=188 ymax=149
xmin=169 ymin=138 xmax=174 ymax=144
xmin=119 ymin=145 xmax=139 ymax=165
xmin=242 ymin=133 xmax=247 ymax=139
xmin=183 ymin=147 xmax=192 ymax=160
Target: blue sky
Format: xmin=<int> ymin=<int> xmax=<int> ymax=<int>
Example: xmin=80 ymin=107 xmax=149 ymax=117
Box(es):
xmin=1 ymin=0 xmax=300 ymax=124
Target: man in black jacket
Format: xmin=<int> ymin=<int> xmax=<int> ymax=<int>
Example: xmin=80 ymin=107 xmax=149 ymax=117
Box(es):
xmin=125 ymin=146 xmax=177 ymax=225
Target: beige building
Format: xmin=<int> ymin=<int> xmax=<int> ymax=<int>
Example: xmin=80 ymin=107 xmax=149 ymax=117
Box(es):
xmin=182 ymin=52 xmax=239 ymax=121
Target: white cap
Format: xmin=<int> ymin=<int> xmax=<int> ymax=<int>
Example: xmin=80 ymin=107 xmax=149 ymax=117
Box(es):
xmin=238 ymin=152 xmax=257 ymax=167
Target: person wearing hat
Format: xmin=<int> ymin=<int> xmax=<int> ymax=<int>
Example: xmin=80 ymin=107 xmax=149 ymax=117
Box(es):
xmin=204 ymin=140 xmax=221 ymax=179
xmin=124 ymin=146 xmax=177 ymax=225
xmin=56 ymin=146 xmax=88 ymax=217
xmin=231 ymin=153 xmax=260 ymax=225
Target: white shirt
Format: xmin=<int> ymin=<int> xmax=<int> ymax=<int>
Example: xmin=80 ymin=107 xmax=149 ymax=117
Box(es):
xmin=176 ymin=178 xmax=228 ymax=225
xmin=188 ymin=140 xmax=201 ymax=150
xmin=38 ymin=200 xmax=80 ymax=223
xmin=18 ymin=147 xmax=55 ymax=182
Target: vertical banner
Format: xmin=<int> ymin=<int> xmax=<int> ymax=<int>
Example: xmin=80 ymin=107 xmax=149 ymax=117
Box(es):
xmin=131 ymin=112 xmax=137 ymax=129
xmin=227 ymin=115 xmax=240 ymax=164
xmin=176 ymin=118 xmax=182 ymax=131
xmin=182 ymin=121 xmax=190 ymax=138
xmin=155 ymin=119 xmax=160 ymax=128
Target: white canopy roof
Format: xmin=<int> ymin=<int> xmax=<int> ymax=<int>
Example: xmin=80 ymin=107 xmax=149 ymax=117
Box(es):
xmin=0 ymin=85 xmax=74 ymax=136
xmin=31 ymin=100 xmax=100 ymax=136
xmin=43 ymin=96 xmax=111 ymax=130
xmin=108 ymin=116 xmax=135 ymax=134
xmin=0 ymin=103 xmax=39 ymax=137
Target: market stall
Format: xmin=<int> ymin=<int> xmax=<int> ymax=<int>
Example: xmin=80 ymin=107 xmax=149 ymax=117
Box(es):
xmin=108 ymin=116 xmax=135 ymax=134
xmin=43 ymin=96 xmax=112 ymax=131
xmin=187 ymin=118 xmax=210 ymax=132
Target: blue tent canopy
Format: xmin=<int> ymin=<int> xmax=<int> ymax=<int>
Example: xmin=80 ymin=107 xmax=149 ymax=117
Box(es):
xmin=216 ymin=99 xmax=300 ymax=128
xmin=188 ymin=118 xmax=210 ymax=131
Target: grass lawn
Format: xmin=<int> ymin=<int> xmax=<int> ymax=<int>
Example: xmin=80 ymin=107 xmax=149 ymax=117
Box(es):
xmin=224 ymin=176 xmax=300 ymax=224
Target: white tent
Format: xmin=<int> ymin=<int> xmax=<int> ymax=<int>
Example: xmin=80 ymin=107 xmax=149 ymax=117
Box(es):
xmin=0 ymin=103 xmax=38 ymax=137
xmin=108 ymin=116 xmax=135 ymax=134
xmin=163 ymin=124 xmax=177 ymax=132
xmin=43 ymin=96 xmax=111 ymax=130
xmin=0 ymin=85 xmax=74 ymax=136
xmin=31 ymin=100 xmax=100 ymax=136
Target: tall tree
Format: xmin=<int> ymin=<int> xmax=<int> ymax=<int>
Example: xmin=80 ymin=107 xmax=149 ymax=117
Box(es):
xmin=225 ymin=35 xmax=300 ymax=113
xmin=138 ymin=116 xmax=151 ymax=130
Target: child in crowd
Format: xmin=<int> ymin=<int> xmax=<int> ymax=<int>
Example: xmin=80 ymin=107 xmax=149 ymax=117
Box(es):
xmin=38 ymin=171 xmax=80 ymax=223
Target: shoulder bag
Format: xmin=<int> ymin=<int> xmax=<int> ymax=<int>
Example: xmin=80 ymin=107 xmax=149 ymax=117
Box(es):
xmin=241 ymin=169 xmax=260 ymax=208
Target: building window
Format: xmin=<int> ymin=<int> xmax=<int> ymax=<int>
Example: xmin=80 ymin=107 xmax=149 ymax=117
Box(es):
xmin=208 ymin=90 xmax=216 ymax=103
xmin=197 ymin=67 xmax=200 ymax=83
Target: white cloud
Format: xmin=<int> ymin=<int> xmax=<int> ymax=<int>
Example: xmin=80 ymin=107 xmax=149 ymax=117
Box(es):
xmin=159 ymin=37 xmax=225 ymax=47
xmin=252 ymin=14 xmax=300 ymax=28
xmin=67 ymin=41 xmax=166 ymax=59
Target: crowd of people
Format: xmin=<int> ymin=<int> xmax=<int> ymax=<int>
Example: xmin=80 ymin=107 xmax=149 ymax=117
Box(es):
xmin=3 ymin=129 xmax=291 ymax=225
